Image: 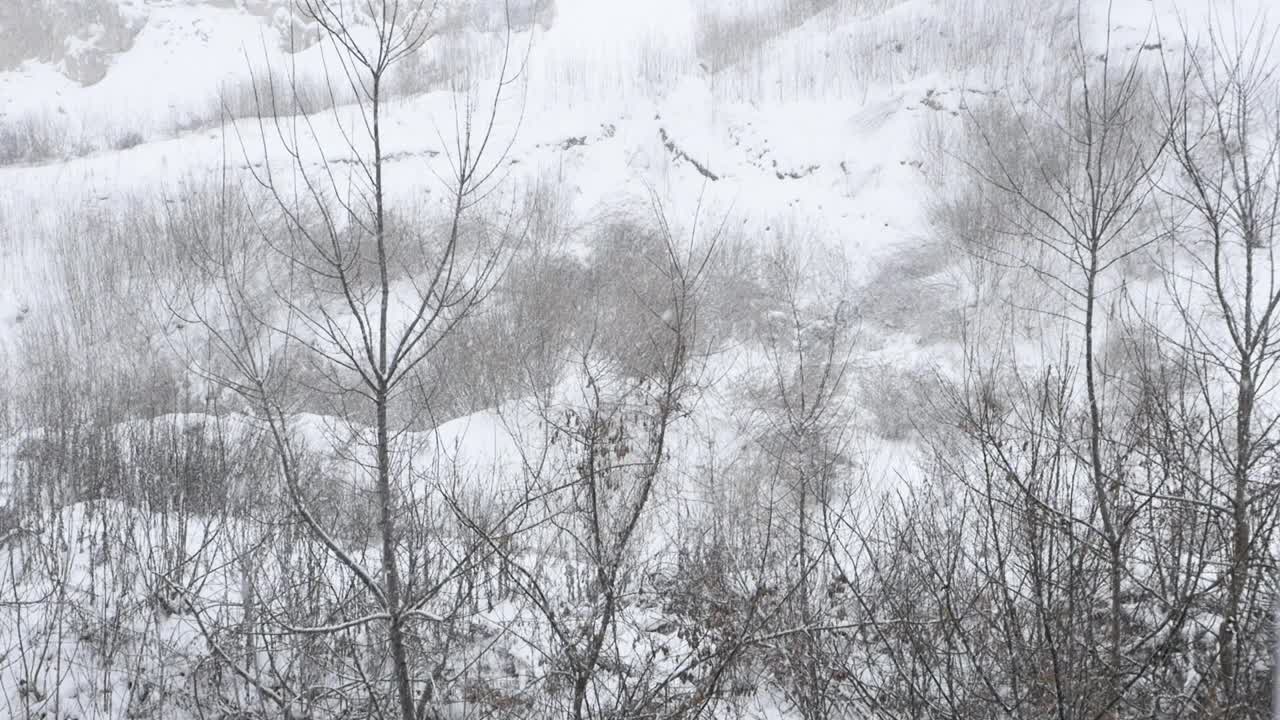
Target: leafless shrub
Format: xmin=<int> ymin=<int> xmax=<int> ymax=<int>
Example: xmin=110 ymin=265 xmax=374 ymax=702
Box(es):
xmin=0 ymin=109 xmax=148 ymax=166
xmin=857 ymin=360 xmax=938 ymax=441
xmin=11 ymin=415 xmax=267 ymax=518
xmin=111 ymin=129 xmax=146 ymax=151
xmin=696 ymin=230 xmax=774 ymax=343
xmin=0 ymin=111 xmax=76 ymax=166
xmin=172 ymin=65 xmax=358 ymax=134
xmin=854 ymin=241 xmax=956 ymax=340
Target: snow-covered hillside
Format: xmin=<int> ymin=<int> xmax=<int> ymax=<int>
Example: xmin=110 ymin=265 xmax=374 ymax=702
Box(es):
xmin=2 ymin=0 xmax=1278 ymax=717
xmin=1 ymin=0 xmax=1256 ymax=341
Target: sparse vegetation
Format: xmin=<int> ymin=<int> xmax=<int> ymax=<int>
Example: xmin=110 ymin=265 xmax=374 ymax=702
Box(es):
xmin=110 ymin=129 xmax=145 ymax=151
xmin=0 ymin=110 xmax=80 ymax=165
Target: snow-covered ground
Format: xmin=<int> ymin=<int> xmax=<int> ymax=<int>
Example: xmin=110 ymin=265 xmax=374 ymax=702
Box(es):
xmin=1 ymin=0 xmax=1274 ymax=716
xmin=1 ymin=0 xmax=1251 ymax=341
xmin=0 ymin=0 xmax=1066 ymax=350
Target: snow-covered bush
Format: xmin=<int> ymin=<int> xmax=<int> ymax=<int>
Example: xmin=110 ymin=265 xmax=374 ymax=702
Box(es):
xmin=0 ymin=107 xmax=96 ymax=165
xmin=0 ymin=107 xmax=146 ymax=166
xmin=0 ymin=111 xmax=57 ymax=165
xmin=858 ymin=360 xmax=937 ymax=441
xmin=854 ymin=242 xmax=956 ymax=341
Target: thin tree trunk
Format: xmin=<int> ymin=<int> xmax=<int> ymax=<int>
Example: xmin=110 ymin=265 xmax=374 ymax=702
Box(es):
xmin=371 ymin=70 xmax=417 ymax=720
xmin=1083 ymin=257 xmax=1123 ymax=710
xmin=1220 ymin=237 xmax=1255 ymax=720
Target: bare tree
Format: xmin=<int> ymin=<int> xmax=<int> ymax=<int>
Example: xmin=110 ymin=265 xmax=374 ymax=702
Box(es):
xmin=1155 ymin=16 xmax=1280 ymax=719
xmin=750 ymin=241 xmax=856 ymax=720
xmin=162 ymin=1 xmax=529 ymax=718
xmin=833 ymin=10 xmax=1240 ymax=719
xmin=958 ymin=13 xmax=1172 ymax=708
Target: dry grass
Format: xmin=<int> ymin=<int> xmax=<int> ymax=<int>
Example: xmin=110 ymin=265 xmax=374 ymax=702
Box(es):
xmin=0 ymin=110 xmax=85 ymax=166
xmin=0 ymin=107 xmax=152 ymax=166
xmin=171 ymin=63 xmax=360 ymax=135
xmin=692 ymin=0 xmax=878 ymax=72
xmin=2 ymin=179 xmax=275 ymax=425
xmin=711 ymin=0 xmax=1074 ymax=104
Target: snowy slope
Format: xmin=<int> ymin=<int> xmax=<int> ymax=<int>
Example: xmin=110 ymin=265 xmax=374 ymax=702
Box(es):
xmin=0 ymin=0 xmax=974 ymax=352
xmin=0 ymin=0 xmax=1265 ymax=487
xmin=0 ymin=0 xmax=1274 ymax=715
xmin=0 ymin=0 xmax=1257 ymax=503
